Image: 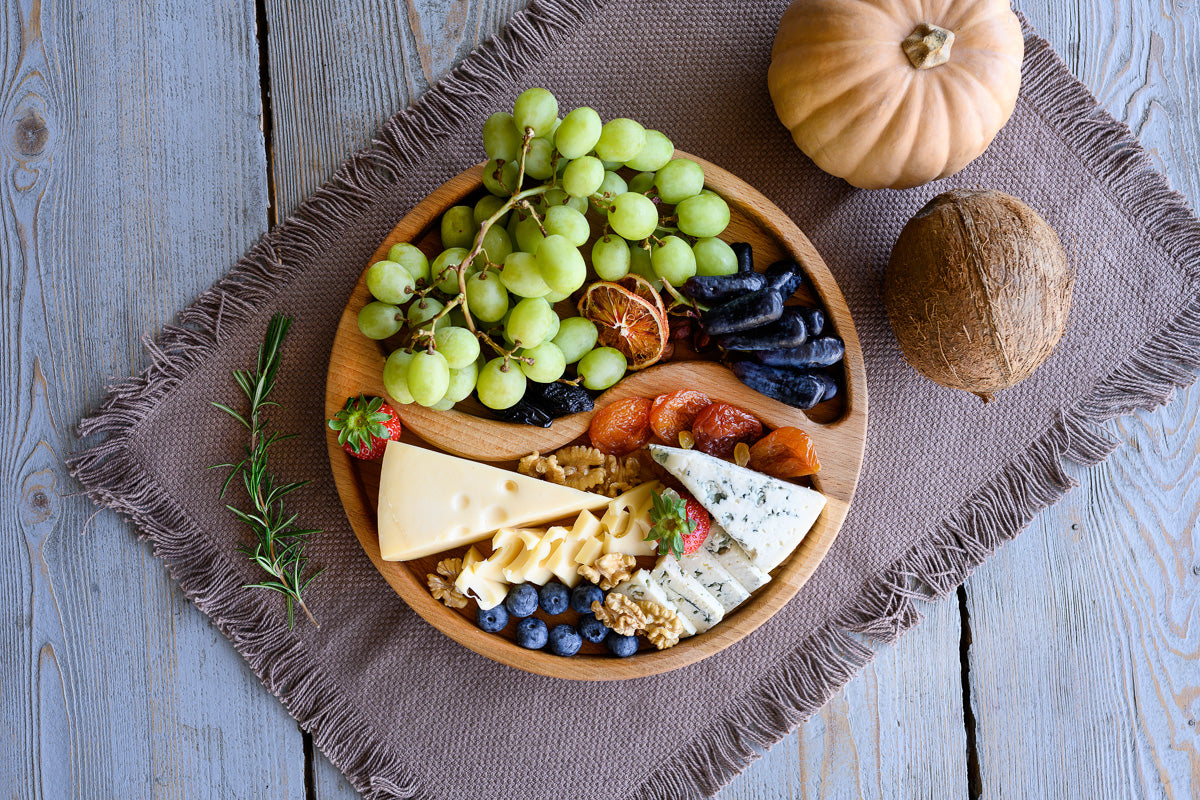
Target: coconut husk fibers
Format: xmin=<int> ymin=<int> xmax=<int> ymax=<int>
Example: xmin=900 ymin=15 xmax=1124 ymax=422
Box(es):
xmin=68 ymin=2 xmax=1200 ymax=799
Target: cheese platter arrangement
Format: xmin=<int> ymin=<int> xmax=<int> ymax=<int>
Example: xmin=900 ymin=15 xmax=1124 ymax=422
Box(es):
xmin=324 ymin=89 xmax=867 ymax=679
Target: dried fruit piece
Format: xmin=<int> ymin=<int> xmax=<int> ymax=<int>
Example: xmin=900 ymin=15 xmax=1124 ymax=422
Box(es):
xmin=648 ymin=389 xmax=712 ymax=445
xmin=749 ymin=426 xmax=821 ymax=478
xmin=618 ymin=273 xmax=668 ymax=326
xmin=588 ymin=397 xmax=653 ymax=456
xmin=579 ymin=282 xmax=668 ymax=370
xmin=733 ymin=442 xmax=751 ymax=467
xmin=691 ymin=403 xmax=763 ymax=459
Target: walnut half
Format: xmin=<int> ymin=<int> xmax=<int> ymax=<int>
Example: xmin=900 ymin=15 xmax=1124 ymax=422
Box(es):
xmin=639 ymin=601 xmax=685 ymax=650
xmin=591 ymin=593 xmax=649 ymax=636
xmin=576 ymin=553 xmax=636 ymax=590
xmin=427 ymin=557 xmax=468 ymax=608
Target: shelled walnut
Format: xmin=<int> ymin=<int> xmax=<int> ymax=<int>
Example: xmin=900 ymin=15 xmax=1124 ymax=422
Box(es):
xmin=518 ymin=445 xmax=647 ymax=496
xmin=427 ymin=557 xmax=467 ymax=609
xmin=591 ymin=593 xmax=648 ymax=636
xmin=639 ymin=601 xmax=685 ymax=650
xmin=577 ymin=553 xmax=636 ymax=590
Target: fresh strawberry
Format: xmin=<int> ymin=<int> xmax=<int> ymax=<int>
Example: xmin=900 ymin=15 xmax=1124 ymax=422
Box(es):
xmin=645 ymin=488 xmax=712 ymax=559
xmin=328 ymin=394 xmax=402 ymax=460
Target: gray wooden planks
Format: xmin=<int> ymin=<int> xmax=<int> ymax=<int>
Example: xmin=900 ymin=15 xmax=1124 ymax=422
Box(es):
xmin=0 ymin=1 xmax=304 ymax=797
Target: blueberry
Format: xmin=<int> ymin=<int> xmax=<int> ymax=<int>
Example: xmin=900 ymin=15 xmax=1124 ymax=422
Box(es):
xmin=547 ymin=624 xmax=583 ymax=657
xmin=504 ymin=583 xmax=538 ymax=618
xmin=475 ymin=604 xmax=509 ymax=633
xmin=516 ymin=617 xmax=548 ymax=650
xmin=605 ymin=632 xmax=639 ymax=658
xmin=577 ymin=613 xmax=609 ymax=644
xmin=539 ymin=582 xmax=570 ymax=615
xmin=570 ymin=583 xmax=604 ymax=614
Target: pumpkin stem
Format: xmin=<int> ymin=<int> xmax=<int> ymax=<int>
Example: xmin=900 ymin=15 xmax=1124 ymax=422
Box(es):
xmin=902 ymin=23 xmax=955 ymax=70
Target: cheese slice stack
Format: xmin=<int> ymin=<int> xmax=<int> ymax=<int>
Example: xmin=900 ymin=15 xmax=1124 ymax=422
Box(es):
xmin=648 ymin=444 xmax=826 ymax=573
xmin=377 ymin=442 xmax=610 ymax=561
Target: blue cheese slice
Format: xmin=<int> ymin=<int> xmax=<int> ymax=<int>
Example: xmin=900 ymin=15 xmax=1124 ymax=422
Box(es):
xmin=704 ymin=526 xmax=771 ymax=592
xmin=610 ymin=569 xmax=696 ymax=637
xmin=651 ymin=556 xmax=725 ymax=633
xmin=648 ymin=444 xmax=826 ymax=573
xmin=678 ymin=550 xmax=750 ymax=613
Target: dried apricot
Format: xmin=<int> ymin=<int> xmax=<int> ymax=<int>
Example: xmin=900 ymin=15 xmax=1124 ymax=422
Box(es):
xmin=749 ymin=427 xmax=821 ymax=478
xmin=588 ymin=397 xmax=653 ymax=456
xmin=649 ymin=390 xmax=712 ymax=445
xmin=691 ymin=403 xmax=763 ymax=459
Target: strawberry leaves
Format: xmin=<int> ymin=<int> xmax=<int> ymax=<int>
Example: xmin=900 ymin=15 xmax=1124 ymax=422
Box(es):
xmin=645 ymin=488 xmax=697 ymax=560
xmin=328 ymin=394 xmax=392 ymax=454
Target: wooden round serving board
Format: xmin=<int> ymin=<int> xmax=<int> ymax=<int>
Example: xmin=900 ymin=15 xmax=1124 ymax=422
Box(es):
xmin=325 ymin=154 xmax=868 ymax=680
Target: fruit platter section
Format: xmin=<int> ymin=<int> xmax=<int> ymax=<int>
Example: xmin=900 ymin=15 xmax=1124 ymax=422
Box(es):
xmin=325 ymin=89 xmax=868 ymax=678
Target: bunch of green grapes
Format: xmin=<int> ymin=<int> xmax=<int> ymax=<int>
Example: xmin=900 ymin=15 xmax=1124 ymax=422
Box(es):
xmin=356 ymin=87 xmax=734 ymax=412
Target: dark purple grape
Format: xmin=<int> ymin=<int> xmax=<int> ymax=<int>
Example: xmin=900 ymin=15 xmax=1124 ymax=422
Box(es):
xmin=717 ymin=307 xmax=807 ymax=350
xmin=811 ymin=371 xmax=839 ymax=402
xmin=757 ymin=336 xmax=845 ymax=369
xmin=764 ymin=260 xmax=806 ymax=297
xmin=487 ymin=396 xmax=553 ymax=427
xmin=701 ymin=289 xmax=784 ymax=336
xmin=684 ymin=271 xmax=766 ymax=304
xmin=730 ymin=362 xmax=825 ymax=409
xmin=525 ymin=381 xmax=593 ymax=417
xmin=730 ymin=242 xmax=754 ymax=273
xmin=794 ymin=306 xmax=825 ymax=337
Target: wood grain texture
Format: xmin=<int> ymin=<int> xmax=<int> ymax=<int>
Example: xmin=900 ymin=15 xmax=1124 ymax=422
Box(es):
xmin=0 ymin=1 xmax=304 ymax=797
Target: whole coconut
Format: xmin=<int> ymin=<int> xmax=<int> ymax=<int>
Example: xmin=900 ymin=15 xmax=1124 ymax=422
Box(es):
xmin=884 ymin=189 xmax=1072 ymax=401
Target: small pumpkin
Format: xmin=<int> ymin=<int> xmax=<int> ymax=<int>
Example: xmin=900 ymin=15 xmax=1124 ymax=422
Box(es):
xmin=768 ymin=0 xmax=1024 ymax=190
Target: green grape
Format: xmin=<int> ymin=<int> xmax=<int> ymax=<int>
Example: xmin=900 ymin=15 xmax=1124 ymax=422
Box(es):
xmin=628 ymin=171 xmax=656 ymax=194
xmin=432 ymin=248 xmax=470 ymax=293
xmin=407 ymin=297 xmax=445 ymax=328
xmin=465 ymin=270 xmax=510 ymax=322
xmin=546 ymin=116 xmax=562 ymax=143
xmin=542 ymin=286 xmax=574 ymax=303
xmin=655 ymin=158 xmax=705 ymax=204
xmin=387 ymin=242 xmax=430 ymax=284
xmin=474 ymin=194 xmax=509 ymax=227
xmin=595 ymin=118 xmax=645 ymax=163
xmin=366 ymin=260 xmax=416 ymax=304
xmin=514 ymin=214 xmax=546 ymax=254
xmin=473 ymin=225 xmax=513 ymax=268
xmin=382 ymin=349 xmax=416 ymax=404
xmin=693 ymin=237 xmax=738 ymax=276
xmin=506 ymin=296 xmax=557 ymax=349
xmin=544 ymin=205 xmax=590 ymax=247
xmin=440 ymin=206 xmax=476 ymax=250
xmin=628 ymin=242 xmax=662 ymax=289
xmin=524 ymin=137 xmax=556 ymax=181
xmin=448 ymin=306 xmax=469 ymax=329
xmin=607 ymin=192 xmax=658 ymax=241
xmin=555 ymin=106 xmax=602 ymax=159
xmin=444 ymin=360 xmax=479 ymax=403
xmin=482 ymin=158 xmax=520 ymax=197
xmin=483 ymin=111 xmax=522 ymax=162
xmin=429 ymin=397 xmax=455 ymax=411
xmin=433 ymin=326 xmax=480 ymax=370
xmin=538 ymin=187 xmax=588 ymax=215
xmin=512 ymin=87 xmax=558 ymax=137
xmin=598 ymin=170 xmax=628 ymax=199
xmin=577 ymin=346 xmax=627 ymax=390
xmin=536 ymin=234 xmax=587 ymax=295
xmin=499 ymin=251 xmax=551 ymax=298
xmin=677 ymin=190 xmax=731 ymax=238
xmin=476 ymin=357 xmax=528 ymax=410
xmin=651 ymin=235 xmax=698 ymax=286
xmin=600 ymin=159 xmax=624 ymax=171
xmin=520 ymin=341 xmax=567 ymax=383
xmin=552 ymin=316 xmax=598 ymax=363
xmin=358 ymin=301 xmax=402 ymax=340
xmin=626 ymin=129 xmax=674 ymax=172
xmin=591 ymin=234 xmax=631 ymax=281
xmin=407 ymin=350 xmax=451 ymax=407
xmin=562 ymin=156 xmax=604 ymax=198
xmin=545 ymin=308 xmax=561 ymax=341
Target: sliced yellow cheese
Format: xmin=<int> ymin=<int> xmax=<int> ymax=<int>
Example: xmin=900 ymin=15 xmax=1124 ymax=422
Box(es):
xmin=477 ymin=528 xmax=524 ymax=583
xmin=377 ymin=442 xmax=609 ymax=561
xmin=600 ymin=481 xmax=659 ymax=557
xmin=502 ymin=528 xmax=558 ymax=585
xmin=543 ymin=524 xmax=583 ymax=586
xmin=574 ymin=536 xmax=605 ymax=567
xmin=455 ymin=546 xmax=508 ymax=610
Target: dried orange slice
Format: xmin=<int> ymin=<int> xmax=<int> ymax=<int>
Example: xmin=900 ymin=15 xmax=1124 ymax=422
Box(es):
xmin=578 ymin=282 xmax=668 ymax=370
xmin=618 ymin=273 xmax=668 ymax=327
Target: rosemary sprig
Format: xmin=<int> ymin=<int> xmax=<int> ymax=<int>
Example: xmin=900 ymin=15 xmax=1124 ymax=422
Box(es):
xmin=211 ymin=313 xmax=322 ymax=629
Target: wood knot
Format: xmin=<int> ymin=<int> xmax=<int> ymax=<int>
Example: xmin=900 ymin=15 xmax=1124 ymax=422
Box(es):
xmin=20 ymin=473 xmax=56 ymax=527
xmin=13 ymin=111 xmax=48 ymax=156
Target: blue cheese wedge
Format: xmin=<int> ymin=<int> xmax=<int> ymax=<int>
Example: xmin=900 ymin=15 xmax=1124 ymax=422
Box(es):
xmin=704 ymin=526 xmax=771 ymax=592
xmin=610 ymin=569 xmax=696 ymax=637
xmin=678 ymin=550 xmax=750 ymax=613
xmin=649 ymin=444 xmax=826 ymax=573
xmin=651 ymin=556 xmax=725 ymax=633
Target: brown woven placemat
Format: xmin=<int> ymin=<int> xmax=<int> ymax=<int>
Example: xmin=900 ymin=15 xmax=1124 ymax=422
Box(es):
xmin=70 ymin=1 xmax=1200 ymax=798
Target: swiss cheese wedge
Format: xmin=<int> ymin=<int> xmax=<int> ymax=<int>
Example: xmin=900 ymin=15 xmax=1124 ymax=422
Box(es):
xmin=377 ymin=442 xmax=610 ymax=561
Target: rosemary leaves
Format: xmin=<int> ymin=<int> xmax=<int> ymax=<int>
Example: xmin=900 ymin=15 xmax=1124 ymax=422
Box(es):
xmin=212 ymin=313 xmax=322 ymax=628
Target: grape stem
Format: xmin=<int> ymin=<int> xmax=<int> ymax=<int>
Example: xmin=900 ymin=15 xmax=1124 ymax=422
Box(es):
xmin=660 ymin=276 xmax=706 ymax=314
xmin=410 ymin=295 xmax=464 ymax=350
